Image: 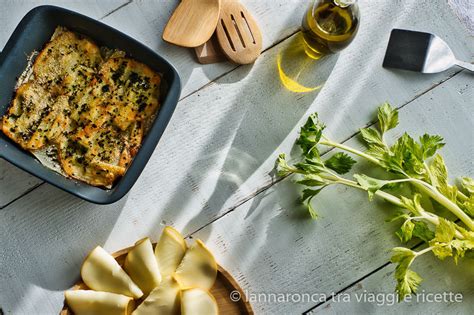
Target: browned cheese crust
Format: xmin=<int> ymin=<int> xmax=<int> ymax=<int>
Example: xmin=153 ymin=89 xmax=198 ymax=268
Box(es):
xmin=1 ymin=28 xmax=162 ymax=187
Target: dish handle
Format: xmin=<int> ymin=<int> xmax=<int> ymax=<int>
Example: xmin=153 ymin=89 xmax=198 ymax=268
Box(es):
xmin=0 ymin=139 xmax=5 ymax=159
xmin=0 ymin=50 xmax=5 ymax=158
xmin=0 ymin=50 xmax=4 ymax=159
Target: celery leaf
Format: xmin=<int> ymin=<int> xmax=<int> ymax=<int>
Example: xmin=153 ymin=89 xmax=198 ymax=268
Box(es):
xmin=354 ymin=174 xmax=391 ymax=200
xmin=390 ymin=247 xmax=422 ymax=300
xmin=412 ymin=221 xmax=435 ymax=242
xmin=396 ymin=219 xmax=415 ymax=243
xmin=420 ymin=134 xmax=444 ymax=159
xmin=461 ymin=177 xmax=474 ymax=195
xmin=360 ymin=127 xmax=384 ymax=147
xmin=377 ymin=103 xmax=399 ymax=134
xmin=324 ymin=152 xmax=356 ymax=175
xmin=296 ymin=113 xmax=325 ymax=159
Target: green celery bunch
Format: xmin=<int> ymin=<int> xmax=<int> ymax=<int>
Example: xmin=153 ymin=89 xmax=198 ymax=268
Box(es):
xmin=276 ymin=103 xmax=474 ymax=300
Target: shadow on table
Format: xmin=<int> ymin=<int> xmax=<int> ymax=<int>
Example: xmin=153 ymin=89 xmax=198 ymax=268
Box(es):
xmin=0 ymin=184 xmax=127 ymax=313
xmin=152 ymin=32 xmax=338 ymax=241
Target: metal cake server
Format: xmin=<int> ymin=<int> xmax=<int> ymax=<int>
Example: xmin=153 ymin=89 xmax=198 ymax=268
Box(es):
xmin=383 ymin=29 xmax=473 ymax=73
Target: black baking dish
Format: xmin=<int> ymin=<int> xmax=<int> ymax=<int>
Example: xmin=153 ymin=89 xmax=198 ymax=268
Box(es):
xmin=0 ymin=6 xmax=181 ymax=204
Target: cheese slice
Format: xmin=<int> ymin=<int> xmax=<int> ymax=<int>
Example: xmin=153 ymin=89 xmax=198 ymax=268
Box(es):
xmin=33 ymin=28 xmax=102 ymax=89
xmin=154 ymin=227 xmax=187 ymax=277
xmin=132 ymin=278 xmax=181 ymax=315
xmin=1 ymin=82 xmax=57 ymax=150
xmin=124 ymin=237 xmax=162 ymax=295
xmin=173 ymin=240 xmax=217 ymax=290
xmin=65 ymin=290 xmax=135 ymax=315
xmin=81 ymin=246 xmax=143 ymax=299
xmin=181 ymin=288 xmax=218 ymax=315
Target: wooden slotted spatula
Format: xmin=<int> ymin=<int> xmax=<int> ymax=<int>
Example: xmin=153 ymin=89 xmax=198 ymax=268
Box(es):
xmin=163 ymin=0 xmax=221 ymax=48
xmin=215 ymin=0 xmax=262 ymax=64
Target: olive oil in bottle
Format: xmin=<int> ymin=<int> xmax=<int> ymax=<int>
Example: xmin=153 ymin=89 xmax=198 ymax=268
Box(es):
xmin=302 ymin=0 xmax=360 ymax=58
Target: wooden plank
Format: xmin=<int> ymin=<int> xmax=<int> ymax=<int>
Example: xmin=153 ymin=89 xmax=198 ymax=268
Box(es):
xmin=308 ymin=252 xmax=474 ymax=314
xmin=0 ymin=69 xmax=471 ymax=315
xmin=0 ymin=162 xmax=42 ymax=209
xmin=0 ymin=0 xmax=130 ymax=49
xmin=448 ymin=0 xmax=474 ymax=34
xmin=0 ymin=0 xmax=130 ymax=207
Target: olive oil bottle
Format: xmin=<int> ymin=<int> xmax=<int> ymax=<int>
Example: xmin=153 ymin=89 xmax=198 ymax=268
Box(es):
xmin=302 ymin=0 xmax=360 ymax=58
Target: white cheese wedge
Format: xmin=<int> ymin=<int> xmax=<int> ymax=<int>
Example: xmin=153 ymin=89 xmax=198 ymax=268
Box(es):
xmin=81 ymin=246 xmax=143 ymax=299
xmin=65 ymin=290 xmax=135 ymax=315
xmin=124 ymin=237 xmax=162 ymax=295
xmin=181 ymin=288 xmax=218 ymax=315
xmin=154 ymin=226 xmax=187 ymax=277
xmin=173 ymin=240 xmax=217 ymax=290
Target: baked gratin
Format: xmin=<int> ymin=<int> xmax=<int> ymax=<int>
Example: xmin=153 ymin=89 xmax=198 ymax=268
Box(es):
xmin=1 ymin=27 xmax=162 ymax=187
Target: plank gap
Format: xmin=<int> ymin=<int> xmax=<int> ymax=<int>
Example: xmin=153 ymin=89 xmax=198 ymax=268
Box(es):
xmin=99 ymin=0 xmax=134 ymax=21
xmin=302 ymin=239 xmax=426 ymax=314
xmin=0 ymin=182 xmax=44 ymax=211
xmin=303 ymin=261 xmax=393 ymax=314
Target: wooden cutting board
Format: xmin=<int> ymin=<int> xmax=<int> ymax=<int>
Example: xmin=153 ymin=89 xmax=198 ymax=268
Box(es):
xmin=60 ymin=244 xmax=253 ymax=315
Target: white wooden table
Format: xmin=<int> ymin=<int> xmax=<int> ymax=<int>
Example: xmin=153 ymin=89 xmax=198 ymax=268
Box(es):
xmin=0 ymin=1 xmax=473 ymax=314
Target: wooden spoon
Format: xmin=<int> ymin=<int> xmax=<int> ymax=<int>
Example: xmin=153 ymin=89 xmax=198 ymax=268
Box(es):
xmin=163 ymin=0 xmax=221 ymax=48
xmin=215 ymin=0 xmax=262 ymax=64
